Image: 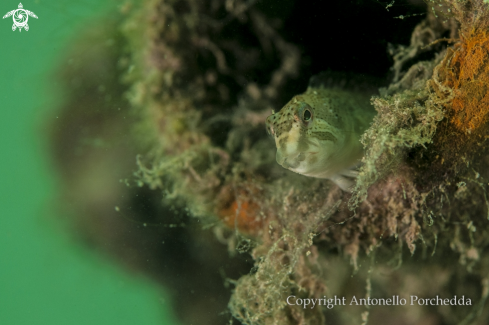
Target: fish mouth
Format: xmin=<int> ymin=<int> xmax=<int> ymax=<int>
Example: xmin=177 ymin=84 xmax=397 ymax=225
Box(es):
xmin=277 ymin=151 xmax=317 ymax=169
xmin=276 ymin=151 xmax=319 ymax=170
xmin=281 ymin=157 xmax=300 ymax=169
xmin=277 ymin=150 xmax=298 ymax=169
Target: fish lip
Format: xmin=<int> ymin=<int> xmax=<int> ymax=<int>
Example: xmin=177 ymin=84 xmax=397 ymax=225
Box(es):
xmin=282 ymin=151 xmax=317 ymax=163
xmin=280 ymin=157 xmax=290 ymax=167
xmin=280 ymin=154 xmax=303 ymax=169
xmin=279 ymin=151 xmax=317 ymax=168
xmin=283 ymin=158 xmax=299 ymax=169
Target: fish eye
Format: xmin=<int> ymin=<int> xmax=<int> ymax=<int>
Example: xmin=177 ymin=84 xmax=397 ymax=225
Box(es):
xmin=303 ymin=109 xmax=312 ymax=121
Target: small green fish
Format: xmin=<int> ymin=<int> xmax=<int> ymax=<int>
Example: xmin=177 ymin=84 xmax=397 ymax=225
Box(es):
xmin=265 ymin=74 xmax=377 ymax=190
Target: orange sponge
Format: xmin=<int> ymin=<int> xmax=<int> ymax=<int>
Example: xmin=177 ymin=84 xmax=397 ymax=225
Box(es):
xmin=439 ymin=29 xmax=489 ymax=132
xmin=219 ymin=199 xmax=263 ymax=234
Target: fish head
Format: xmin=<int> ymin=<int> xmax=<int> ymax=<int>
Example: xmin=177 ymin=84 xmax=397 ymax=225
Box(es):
xmin=266 ymin=95 xmax=341 ymax=177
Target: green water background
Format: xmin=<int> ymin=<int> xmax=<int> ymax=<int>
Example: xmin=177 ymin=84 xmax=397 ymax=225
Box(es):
xmin=0 ymin=1 xmax=179 ymax=324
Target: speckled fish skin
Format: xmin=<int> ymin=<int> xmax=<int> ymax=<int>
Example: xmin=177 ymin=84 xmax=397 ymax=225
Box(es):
xmin=265 ymin=84 xmax=376 ymax=190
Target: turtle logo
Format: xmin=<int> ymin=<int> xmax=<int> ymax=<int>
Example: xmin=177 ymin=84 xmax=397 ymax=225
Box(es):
xmin=3 ymin=3 xmax=38 ymax=32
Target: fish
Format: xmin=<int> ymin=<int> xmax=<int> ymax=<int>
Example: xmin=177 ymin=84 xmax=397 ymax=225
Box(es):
xmin=265 ymin=72 xmax=378 ymax=191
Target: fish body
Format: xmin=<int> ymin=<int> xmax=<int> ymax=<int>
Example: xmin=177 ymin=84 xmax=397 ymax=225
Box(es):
xmin=265 ymin=77 xmax=376 ymax=190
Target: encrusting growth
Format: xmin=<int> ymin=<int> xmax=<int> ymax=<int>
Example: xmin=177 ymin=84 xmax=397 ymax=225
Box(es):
xmin=431 ymin=0 xmax=489 ymax=133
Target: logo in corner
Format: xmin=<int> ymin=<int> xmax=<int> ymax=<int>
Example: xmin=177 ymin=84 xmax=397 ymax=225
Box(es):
xmin=3 ymin=3 xmax=38 ymax=32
